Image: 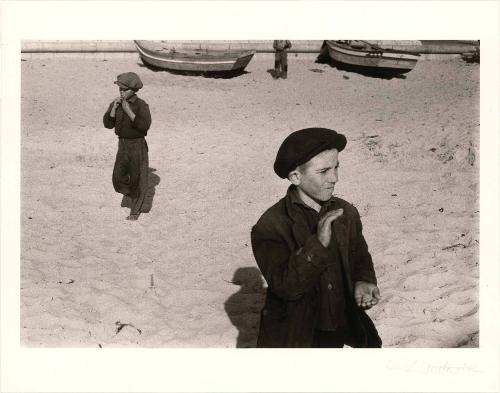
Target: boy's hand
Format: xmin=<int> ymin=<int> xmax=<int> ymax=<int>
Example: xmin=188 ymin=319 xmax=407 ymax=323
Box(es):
xmin=354 ymin=281 xmax=381 ymax=309
xmin=112 ymin=97 xmax=121 ymax=109
xmin=109 ymin=97 xmax=121 ymax=118
xmin=317 ymin=208 xmax=343 ymax=248
xmin=120 ymin=99 xmax=136 ymax=122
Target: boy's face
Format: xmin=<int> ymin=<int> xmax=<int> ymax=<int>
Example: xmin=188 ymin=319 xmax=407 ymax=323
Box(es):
xmin=291 ymin=148 xmax=340 ymax=203
xmin=119 ymin=87 xmax=135 ymax=100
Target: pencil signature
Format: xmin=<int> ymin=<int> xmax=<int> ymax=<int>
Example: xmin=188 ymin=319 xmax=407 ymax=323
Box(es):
xmin=386 ymin=359 xmax=482 ymax=375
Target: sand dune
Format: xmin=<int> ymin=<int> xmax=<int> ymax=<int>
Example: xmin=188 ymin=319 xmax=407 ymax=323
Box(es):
xmin=21 ymin=54 xmax=479 ymax=347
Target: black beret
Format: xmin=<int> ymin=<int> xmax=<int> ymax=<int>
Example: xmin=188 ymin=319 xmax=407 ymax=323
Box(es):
xmin=114 ymin=72 xmax=143 ymax=90
xmin=273 ymin=127 xmax=347 ymax=178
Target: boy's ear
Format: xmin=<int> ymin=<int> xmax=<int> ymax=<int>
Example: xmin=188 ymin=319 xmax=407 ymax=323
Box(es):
xmin=288 ymin=169 xmax=301 ymax=186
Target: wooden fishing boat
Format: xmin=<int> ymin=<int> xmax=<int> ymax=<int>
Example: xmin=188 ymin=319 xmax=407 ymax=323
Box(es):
xmin=134 ymin=41 xmax=256 ymax=73
xmin=322 ymin=40 xmax=420 ymax=74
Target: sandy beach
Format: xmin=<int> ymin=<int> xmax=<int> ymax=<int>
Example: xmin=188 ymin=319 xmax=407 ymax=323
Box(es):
xmin=20 ymin=53 xmax=479 ymax=348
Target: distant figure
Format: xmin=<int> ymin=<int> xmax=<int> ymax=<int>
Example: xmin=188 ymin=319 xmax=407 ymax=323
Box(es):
xmin=251 ymin=127 xmax=382 ymax=347
xmin=273 ymin=40 xmax=292 ymax=79
xmin=103 ymin=72 xmax=152 ymax=220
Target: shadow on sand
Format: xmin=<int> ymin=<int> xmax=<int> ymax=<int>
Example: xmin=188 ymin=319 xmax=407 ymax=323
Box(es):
xmin=224 ymin=267 xmax=266 ymax=348
xmin=266 ymin=68 xmax=281 ymax=79
xmin=137 ymin=62 xmax=250 ymax=79
xmin=315 ymin=53 xmax=408 ymax=80
xmin=120 ymin=167 xmax=160 ymax=213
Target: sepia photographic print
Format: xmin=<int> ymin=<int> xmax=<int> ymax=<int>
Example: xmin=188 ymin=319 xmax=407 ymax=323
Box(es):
xmin=19 ymin=37 xmax=480 ymax=348
xmin=2 ymin=2 xmax=499 ymax=393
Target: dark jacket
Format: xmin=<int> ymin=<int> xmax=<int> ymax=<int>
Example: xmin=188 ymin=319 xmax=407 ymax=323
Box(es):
xmin=103 ymin=95 xmax=151 ymax=139
xmin=251 ymin=186 xmax=381 ymax=347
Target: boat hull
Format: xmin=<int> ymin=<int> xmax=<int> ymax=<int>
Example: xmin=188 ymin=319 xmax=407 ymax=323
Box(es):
xmin=325 ymin=41 xmax=419 ymax=74
xmin=135 ymin=41 xmax=255 ymax=73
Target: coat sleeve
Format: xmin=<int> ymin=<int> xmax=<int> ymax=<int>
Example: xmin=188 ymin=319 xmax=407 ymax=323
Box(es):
xmin=285 ymin=40 xmax=292 ymax=49
xmin=349 ymin=207 xmax=377 ymax=285
xmin=103 ymin=102 xmax=116 ymax=129
xmin=132 ymin=101 xmax=152 ymax=134
xmin=251 ymin=223 xmax=331 ymax=301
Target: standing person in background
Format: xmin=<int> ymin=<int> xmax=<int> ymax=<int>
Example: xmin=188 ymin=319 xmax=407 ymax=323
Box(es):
xmin=103 ymin=72 xmax=152 ymax=221
xmin=273 ymin=40 xmax=292 ymax=79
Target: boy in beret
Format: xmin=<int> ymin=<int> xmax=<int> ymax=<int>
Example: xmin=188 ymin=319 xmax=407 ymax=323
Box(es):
xmin=103 ymin=72 xmax=152 ymax=220
xmin=272 ymin=40 xmax=292 ymax=79
xmin=251 ymin=127 xmax=381 ymax=347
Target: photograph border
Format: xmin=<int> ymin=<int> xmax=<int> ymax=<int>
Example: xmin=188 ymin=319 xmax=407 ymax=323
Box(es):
xmin=1 ymin=1 xmax=499 ymax=392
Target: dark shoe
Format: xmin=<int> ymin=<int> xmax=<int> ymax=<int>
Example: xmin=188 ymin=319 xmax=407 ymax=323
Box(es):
xmin=126 ymin=214 xmax=140 ymax=221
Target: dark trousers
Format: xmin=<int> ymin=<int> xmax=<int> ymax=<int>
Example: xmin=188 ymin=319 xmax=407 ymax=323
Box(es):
xmin=312 ymin=327 xmax=353 ymax=348
xmin=274 ymin=50 xmax=288 ymax=72
xmin=112 ymin=138 xmax=149 ymax=215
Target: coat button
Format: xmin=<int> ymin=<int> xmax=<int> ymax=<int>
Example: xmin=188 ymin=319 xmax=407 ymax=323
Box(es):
xmin=327 ymin=283 xmax=333 ymax=290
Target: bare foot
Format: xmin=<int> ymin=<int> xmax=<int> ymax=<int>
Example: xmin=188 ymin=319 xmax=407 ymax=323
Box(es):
xmin=126 ymin=214 xmax=139 ymax=221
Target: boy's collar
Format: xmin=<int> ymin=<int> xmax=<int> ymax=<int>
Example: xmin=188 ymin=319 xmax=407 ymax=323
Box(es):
xmin=126 ymin=94 xmax=138 ymax=103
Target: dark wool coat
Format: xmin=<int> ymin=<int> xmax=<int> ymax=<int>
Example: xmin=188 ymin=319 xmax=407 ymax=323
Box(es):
xmin=251 ymin=186 xmax=382 ymax=348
